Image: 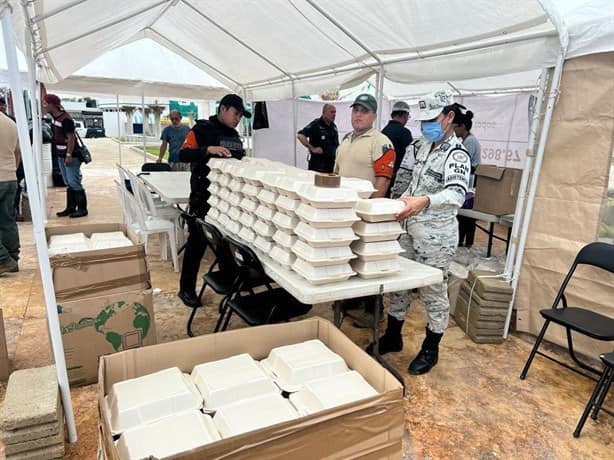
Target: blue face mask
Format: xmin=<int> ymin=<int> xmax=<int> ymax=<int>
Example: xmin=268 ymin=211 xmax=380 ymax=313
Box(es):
xmin=421 ymin=120 xmax=445 ymax=142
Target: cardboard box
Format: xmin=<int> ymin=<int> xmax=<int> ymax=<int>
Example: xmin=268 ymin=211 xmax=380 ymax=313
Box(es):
xmin=59 ymin=288 xmax=156 ymax=386
xmin=473 ymin=165 xmax=522 ymax=215
xmin=0 ymin=308 xmax=9 ymax=381
xmin=45 ymin=223 xmax=149 ymax=301
xmin=98 ymin=318 xmax=403 ymax=460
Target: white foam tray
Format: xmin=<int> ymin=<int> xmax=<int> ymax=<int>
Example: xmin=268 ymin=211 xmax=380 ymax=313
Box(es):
xmin=273 ymin=230 xmax=298 ymax=249
xmin=243 ymin=167 xmax=284 ymax=186
xmin=289 ymin=371 xmax=378 ymax=416
xmin=274 ymin=194 xmax=301 ymax=214
xmin=291 ymin=258 xmax=355 ymax=285
xmin=208 ymin=207 xmax=221 ymax=222
xmin=49 ymin=232 xmax=88 ymax=246
xmin=255 ymin=204 xmax=276 ymax=222
xmin=292 ymin=240 xmax=356 ymax=267
xmin=217 ymin=214 xmax=231 ymax=230
xmin=226 ymin=219 xmax=241 ymax=235
xmin=115 ymin=410 xmax=220 ymax=460
xmin=270 ymin=245 xmax=296 ymax=268
xmin=191 ymin=354 xmax=278 ymax=410
xmin=254 ymin=235 xmax=275 ymax=253
xmin=296 ymin=185 xmax=358 ymax=209
xmin=238 ymin=226 xmax=256 ymax=243
xmin=239 ymin=211 xmax=257 ymax=228
xmin=354 ymin=198 xmax=405 ymax=222
xmin=218 ymin=174 xmax=232 ymax=188
xmin=90 ymin=231 xmax=129 ymax=242
xmin=207 ymin=195 xmax=220 ymax=208
xmin=275 ymin=176 xmax=314 ymax=199
xmin=272 ymin=211 xmax=300 ymax=231
xmin=241 ymin=182 xmax=260 ymax=197
xmin=208 ymin=182 xmax=221 ymax=196
xmin=339 ymin=177 xmax=377 ymax=199
xmin=351 ymin=257 xmax=401 ymax=279
xmin=206 ymin=170 xmax=221 ymax=183
xmin=239 ymin=197 xmax=258 ymax=213
xmin=353 ymin=220 xmax=405 ymax=242
xmin=257 ymin=188 xmax=278 ymax=206
xmin=294 ymin=221 xmax=358 ymax=248
xmin=254 ymin=219 xmax=276 ymax=238
xmin=208 ymin=158 xmax=225 ymax=171
xmin=228 ymin=178 xmax=244 ymax=193
xmin=260 ymin=340 xmax=348 ymax=392
xmin=216 ymin=200 xmax=230 ymax=214
xmin=295 ymin=203 xmax=359 ymax=228
xmin=218 ymin=158 xmax=241 ymax=174
xmin=228 ymin=206 xmax=242 ymax=221
xmin=213 ymin=393 xmax=298 ymax=438
xmin=90 ymin=239 xmax=133 ymax=250
xmin=48 ymin=242 xmax=91 ymax=256
xmin=227 ymin=192 xmax=243 ymax=207
xmin=105 ymin=367 xmax=202 ymax=435
xmin=351 ymin=240 xmax=404 ymax=261
xmin=218 ymin=187 xmax=232 ymax=201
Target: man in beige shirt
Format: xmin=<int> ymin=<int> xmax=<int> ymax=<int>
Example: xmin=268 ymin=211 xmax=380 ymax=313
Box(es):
xmin=0 ymin=112 xmax=21 ymax=274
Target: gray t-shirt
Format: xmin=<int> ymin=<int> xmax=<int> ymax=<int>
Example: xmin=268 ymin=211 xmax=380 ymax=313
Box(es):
xmin=463 ymin=133 xmax=481 ymax=169
xmin=161 ymin=124 xmax=190 ymax=162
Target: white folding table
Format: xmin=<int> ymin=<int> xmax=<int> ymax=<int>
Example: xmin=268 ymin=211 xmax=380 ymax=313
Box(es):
xmin=137 ymin=171 xmax=191 ymax=205
xmin=457 ymin=209 xmax=514 ymax=256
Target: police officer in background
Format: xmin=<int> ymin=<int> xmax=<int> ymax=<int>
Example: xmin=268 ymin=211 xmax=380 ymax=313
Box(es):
xmin=177 ymin=94 xmax=250 ymax=309
xmin=382 ymin=101 xmax=413 ymax=197
xmin=367 ymin=90 xmax=471 ymax=375
xmin=297 ymin=104 xmax=339 ymax=173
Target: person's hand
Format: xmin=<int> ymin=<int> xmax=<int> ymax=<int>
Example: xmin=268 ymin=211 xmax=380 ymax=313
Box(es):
xmin=65 ymin=155 xmax=73 ymax=166
xmin=310 ymin=147 xmax=323 ymax=154
xmin=207 ymin=146 xmax=232 ymax=157
xmin=156 ymin=158 xmax=162 ymax=163
xmin=395 ymin=196 xmax=429 ymax=220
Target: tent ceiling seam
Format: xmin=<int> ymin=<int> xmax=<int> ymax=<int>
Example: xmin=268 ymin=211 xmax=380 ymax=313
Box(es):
xmin=29 ymin=0 xmax=89 ymax=25
xmin=144 ymin=0 xmax=178 ymax=31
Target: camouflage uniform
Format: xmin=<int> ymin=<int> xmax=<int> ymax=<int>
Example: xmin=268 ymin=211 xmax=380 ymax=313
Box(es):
xmin=388 ymin=133 xmax=470 ymax=333
xmin=390 ymin=138 xmax=423 ymax=199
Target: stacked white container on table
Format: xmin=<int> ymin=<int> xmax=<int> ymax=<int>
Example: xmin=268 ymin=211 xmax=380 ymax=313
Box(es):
xmin=351 ymin=198 xmax=406 ymax=278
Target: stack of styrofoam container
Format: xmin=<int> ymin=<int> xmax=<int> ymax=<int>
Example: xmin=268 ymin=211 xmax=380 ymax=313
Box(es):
xmin=351 ymin=198 xmax=406 ymax=279
xmin=290 ymin=185 xmax=360 ymax=284
xmin=47 ymin=231 xmax=134 ymax=255
xmin=206 ymin=158 xmax=229 ymax=226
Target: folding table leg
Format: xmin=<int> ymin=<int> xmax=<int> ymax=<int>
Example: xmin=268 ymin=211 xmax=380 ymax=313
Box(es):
xmin=372 ymin=286 xmax=405 ymax=388
xmin=487 ymin=222 xmax=494 ymax=257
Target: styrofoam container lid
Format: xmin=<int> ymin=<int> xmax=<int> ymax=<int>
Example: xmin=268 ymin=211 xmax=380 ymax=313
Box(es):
xmin=228 ymin=178 xmax=244 ymax=193
xmin=49 ymin=233 xmax=88 ymax=246
xmin=353 ymin=220 xmax=405 ymax=242
xmin=232 ymin=163 xmax=248 ymax=179
xmin=270 ymin=245 xmax=296 ymax=268
xmin=218 ymin=174 xmax=232 ymax=188
xmin=272 ymin=211 xmax=299 ymax=231
xmin=239 ymin=211 xmax=257 ymax=228
xmin=260 ymin=172 xmax=288 ymax=191
xmin=217 ymin=214 xmax=231 ymax=229
xmin=207 ymin=195 xmax=220 ymax=208
xmin=228 ymin=206 xmax=242 ymax=221
xmin=237 ymin=226 xmax=255 ymax=243
xmin=275 ymin=176 xmax=313 ymax=199
xmin=273 ymin=230 xmax=298 ymax=249
xmin=351 ymin=240 xmax=404 ymax=261
xmin=241 ymin=182 xmax=260 ymax=197
xmin=206 ymin=170 xmax=222 ymax=183
xmin=226 ymin=219 xmax=241 ymax=235
xmin=289 ymin=371 xmax=378 ymax=416
xmin=218 ymin=187 xmax=231 ymax=201
xmin=339 ymin=177 xmax=377 ymax=199
xmin=208 ymin=158 xmax=225 ymax=171
xmin=254 ymin=235 xmax=275 ymax=253
xmin=292 ymin=258 xmax=355 ymax=284
xmin=115 ymin=410 xmax=221 ymax=460
xmin=239 ymin=197 xmax=258 ymax=213
xmin=90 ymin=231 xmax=128 ymax=242
xmin=191 ymin=354 xmax=278 ymax=410
xmin=227 ymin=192 xmax=243 ymax=207
xmin=254 ymin=219 xmax=276 ymax=238
xmin=257 ymin=188 xmax=278 ymax=206
xmin=275 ymin=194 xmax=301 ymax=213
xmin=213 ymin=393 xmax=298 ymax=438
xmin=294 ymin=221 xmax=358 ymax=248
xmin=208 ymin=208 xmax=221 ymax=221
xmin=295 ymin=203 xmax=359 ymax=228
xmin=291 ymin=239 xmax=356 ymax=266
xmin=351 ymin=257 xmax=401 ymax=279
xmin=243 ymin=167 xmax=284 ymax=185
xmin=216 ymin=200 xmax=230 ymax=214
xmin=255 ymin=204 xmax=276 ymax=222
xmin=209 ymin=182 xmax=221 ymax=196
xmin=354 ymin=198 xmax=405 ymax=222
xmin=260 ymin=339 xmax=348 ymax=392
xmin=91 ymin=239 xmax=133 ymax=250
xmin=105 ymin=367 xmax=202 ymax=435
xmin=296 ymin=184 xmax=359 ymax=208
xmin=218 ymin=158 xmax=241 ymax=173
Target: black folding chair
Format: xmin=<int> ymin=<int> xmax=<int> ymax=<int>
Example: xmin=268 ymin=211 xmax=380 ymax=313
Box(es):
xmin=216 ymin=236 xmax=311 ymax=332
xmin=520 ymin=242 xmax=614 ymax=381
xmin=574 ymin=351 xmax=614 ymax=437
xmin=141 ymin=162 xmax=172 ymax=172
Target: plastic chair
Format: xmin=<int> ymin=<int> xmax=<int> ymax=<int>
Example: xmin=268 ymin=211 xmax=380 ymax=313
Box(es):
xmin=116 ymin=163 xmax=132 ymax=194
xmin=141 ymin=162 xmax=172 ymax=172
xmin=574 ymin=351 xmax=614 ymax=437
xmin=520 ymin=242 xmax=614 ymax=381
xmin=216 ymin=236 xmax=311 ymax=332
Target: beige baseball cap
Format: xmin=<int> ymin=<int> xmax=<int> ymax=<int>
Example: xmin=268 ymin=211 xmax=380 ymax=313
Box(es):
xmin=416 ymin=90 xmax=454 ymax=121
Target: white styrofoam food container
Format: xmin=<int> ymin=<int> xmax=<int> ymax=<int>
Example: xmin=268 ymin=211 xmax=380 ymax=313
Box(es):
xmin=206 ymin=170 xmax=221 ymax=183
xmin=272 ymin=211 xmax=300 ymax=232
xmin=260 ymin=339 xmax=348 ymax=392
xmin=353 ymin=220 xmax=405 ymax=242
xmin=115 ymin=410 xmax=221 ymax=460
xmin=90 ymin=231 xmax=130 ymax=242
xmin=295 ymin=203 xmax=359 ymax=228
xmin=339 ymin=177 xmax=377 ymax=199
xmin=270 ymin=245 xmax=296 ymax=268
xmin=105 ymin=367 xmax=202 ymax=435
xmin=217 ymin=214 xmax=230 ymax=229
xmin=218 ymin=158 xmax=241 ymax=174
xmin=238 ymin=226 xmax=256 ymax=243
xmin=241 ymin=182 xmax=259 ymax=197
xmin=289 ymin=371 xmax=378 ymax=416
xmin=90 ymin=239 xmax=133 ymax=250
xmin=257 ymin=188 xmax=278 ymax=206
xmin=216 ymin=200 xmax=230 ymax=214
xmin=207 ymin=195 xmax=220 ymax=208
xmin=254 ymin=235 xmax=275 ymax=253
xmin=239 ymin=197 xmax=258 ymax=213
xmin=351 ymin=257 xmax=401 ymax=279
xmin=213 ymin=393 xmax=298 ymax=438
xmin=351 ymin=239 xmax=404 ymax=261
xmin=274 ymin=194 xmax=301 ymax=213
xmin=273 ymin=230 xmax=298 ymax=249
xmin=218 ymin=187 xmax=231 ymax=201
xmin=226 ymin=219 xmax=241 ymax=235
xmin=354 ymin=198 xmax=405 ymax=222
xmin=255 ymin=204 xmax=276 ymax=222
xmin=228 ymin=178 xmax=244 ymax=193
xmin=291 ymin=258 xmax=355 ymax=285
xmin=254 ymin=219 xmax=276 ymax=238
xmin=239 ymin=211 xmax=257 ymax=227
xmin=208 ymin=182 xmax=221 ymax=196
xmin=208 ymin=158 xmax=225 ymax=171
xmin=228 ymin=206 xmax=242 ymax=221
xmin=227 ymin=192 xmax=243 ymax=207
xmin=291 ymin=239 xmax=356 ymax=267
xmin=191 ymin=353 xmax=278 ymax=410
xmin=297 ymin=185 xmax=359 ymax=208
xmin=49 ymin=232 xmax=88 ymax=246
xmin=294 ymin=221 xmax=358 ymax=248
xmin=275 ymin=176 xmax=313 ymax=199
xmin=208 ymin=207 xmax=221 ymax=222
xmin=218 ymin=174 xmax=232 ymax=188
xmin=48 ymin=242 xmax=91 ymax=255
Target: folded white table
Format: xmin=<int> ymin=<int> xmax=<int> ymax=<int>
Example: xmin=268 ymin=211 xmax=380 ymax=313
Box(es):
xmin=138 ymin=171 xmax=191 ymax=205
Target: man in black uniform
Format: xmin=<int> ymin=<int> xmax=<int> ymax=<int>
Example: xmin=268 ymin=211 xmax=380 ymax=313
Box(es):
xmin=382 ymin=101 xmax=413 ymax=197
xmin=297 ymin=104 xmax=339 ymax=173
xmin=177 ymin=94 xmax=250 ymax=308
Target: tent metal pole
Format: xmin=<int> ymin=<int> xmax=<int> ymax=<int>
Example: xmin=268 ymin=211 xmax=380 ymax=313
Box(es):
xmin=1 ymin=5 xmax=77 ymax=443
xmin=376 ymin=66 xmax=384 ymax=128
xmin=504 ymin=52 xmax=565 ymax=338
xmin=116 ymin=94 xmax=122 ymax=165
xmin=292 ymin=81 xmax=297 ymax=167
xmin=141 ymin=91 xmax=146 ymax=162
xmin=30 ymin=0 xmax=89 ymax=24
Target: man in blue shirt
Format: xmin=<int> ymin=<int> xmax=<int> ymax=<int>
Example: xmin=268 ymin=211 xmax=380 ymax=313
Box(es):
xmin=297 ymin=104 xmax=339 ymax=173
xmin=157 ymin=110 xmax=191 ymax=171
xmin=382 ymin=101 xmax=413 ymax=197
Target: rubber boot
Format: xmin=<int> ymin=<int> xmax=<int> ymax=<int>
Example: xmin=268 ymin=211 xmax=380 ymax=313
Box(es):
xmin=408 ymin=327 xmax=443 ymax=375
xmin=56 ymin=188 xmax=76 ymax=217
xmin=70 ymin=190 xmax=88 ymax=218
xmin=366 ymin=315 xmax=404 ymax=355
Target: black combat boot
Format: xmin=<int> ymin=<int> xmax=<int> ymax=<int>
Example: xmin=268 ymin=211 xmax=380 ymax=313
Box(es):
xmin=366 ymin=315 xmax=404 ymax=355
xmin=70 ymin=190 xmax=88 ymax=218
xmin=408 ymin=327 xmax=443 ymax=375
xmin=56 ymin=188 xmax=76 ymax=217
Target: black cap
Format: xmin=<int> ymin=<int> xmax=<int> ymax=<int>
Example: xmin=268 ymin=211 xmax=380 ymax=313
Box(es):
xmin=219 ymin=94 xmax=251 ymax=118
xmin=350 ymin=93 xmax=377 ymax=112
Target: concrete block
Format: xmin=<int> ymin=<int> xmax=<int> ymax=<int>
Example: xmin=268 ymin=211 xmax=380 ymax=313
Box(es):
xmin=1 ymin=416 xmax=61 ymax=445
xmin=4 ymin=416 xmax=64 ymax=455
xmin=6 ymin=441 xmax=64 ymax=460
xmin=0 ymin=366 xmax=60 ymax=430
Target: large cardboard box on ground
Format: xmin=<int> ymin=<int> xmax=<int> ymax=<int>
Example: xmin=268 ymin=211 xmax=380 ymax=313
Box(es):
xmin=98 ymin=317 xmax=403 ymax=460
xmin=60 ymin=288 xmax=156 ymax=386
xmin=45 ymin=223 xmax=148 ymax=301
xmin=473 ymin=165 xmax=522 ymax=215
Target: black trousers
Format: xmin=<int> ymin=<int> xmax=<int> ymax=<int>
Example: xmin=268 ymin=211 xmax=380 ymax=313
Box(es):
xmin=457 ymin=215 xmax=477 ymax=247
xmin=179 ymin=217 xmax=207 ymax=294
xmin=308 ymin=154 xmax=335 ymax=173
